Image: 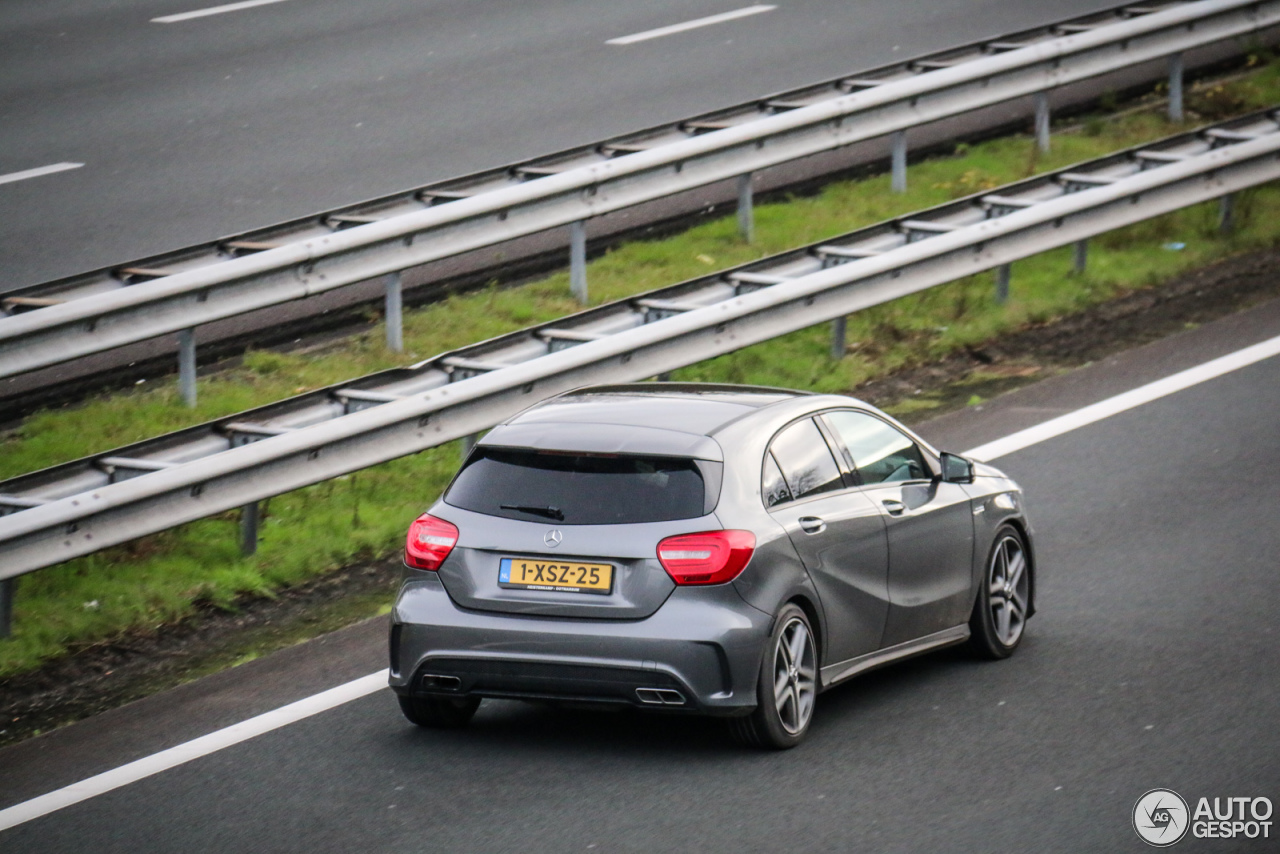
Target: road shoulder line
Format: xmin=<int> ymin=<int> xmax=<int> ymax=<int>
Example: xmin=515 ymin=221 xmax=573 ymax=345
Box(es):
xmin=964 ymin=333 xmax=1280 ymax=461
xmin=0 ymin=670 xmax=386 ymax=832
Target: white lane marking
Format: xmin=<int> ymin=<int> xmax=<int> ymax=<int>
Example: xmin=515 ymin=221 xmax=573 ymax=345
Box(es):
xmin=0 ymin=163 xmax=83 ymax=187
xmin=0 ymin=669 xmax=387 ymax=832
xmin=606 ymin=5 xmax=777 ymax=45
xmin=965 ymin=333 xmax=1280 ymax=461
xmin=4 ymin=333 xmax=1280 ymax=832
xmin=152 ymin=0 xmax=291 ymax=24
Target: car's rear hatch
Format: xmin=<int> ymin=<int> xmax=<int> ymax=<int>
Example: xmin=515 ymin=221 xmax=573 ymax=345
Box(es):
xmin=428 ymin=424 xmax=724 ymax=620
xmin=431 ymin=508 xmax=723 ymax=619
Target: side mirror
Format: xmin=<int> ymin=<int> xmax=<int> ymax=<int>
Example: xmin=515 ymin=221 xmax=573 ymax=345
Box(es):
xmin=940 ymin=452 xmax=974 ymax=484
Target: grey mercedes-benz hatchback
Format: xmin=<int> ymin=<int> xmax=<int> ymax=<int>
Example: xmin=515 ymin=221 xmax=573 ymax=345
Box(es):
xmin=388 ymin=383 xmax=1034 ymax=748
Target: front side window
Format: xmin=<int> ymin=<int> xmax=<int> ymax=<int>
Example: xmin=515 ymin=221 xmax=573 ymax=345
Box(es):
xmin=446 ymin=448 xmax=713 ymax=525
xmin=766 ymin=418 xmax=844 ymax=504
xmin=824 ymin=410 xmax=930 ymax=485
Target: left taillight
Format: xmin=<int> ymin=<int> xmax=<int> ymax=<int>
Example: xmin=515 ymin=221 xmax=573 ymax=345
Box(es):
xmin=657 ymin=530 xmax=755 ymax=586
xmin=405 ymin=514 xmax=458 ymax=570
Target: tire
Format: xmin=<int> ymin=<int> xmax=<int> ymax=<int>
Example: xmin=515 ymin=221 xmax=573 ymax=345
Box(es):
xmin=398 ymin=694 xmax=481 ymax=728
xmin=968 ymin=525 xmax=1031 ymax=660
xmin=729 ymin=603 xmax=818 ymax=749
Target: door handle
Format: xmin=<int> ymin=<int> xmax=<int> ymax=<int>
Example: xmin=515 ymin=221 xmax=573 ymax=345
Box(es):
xmin=798 ymin=516 xmax=826 ymax=534
xmin=881 ymin=499 xmax=906 ymax=516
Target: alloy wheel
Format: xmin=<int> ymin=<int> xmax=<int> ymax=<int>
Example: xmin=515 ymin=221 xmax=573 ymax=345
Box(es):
xmin=772 ymin=616 xmax=817 ymax=735
xmin=987 ymin=534 xmax=1029 ymax=647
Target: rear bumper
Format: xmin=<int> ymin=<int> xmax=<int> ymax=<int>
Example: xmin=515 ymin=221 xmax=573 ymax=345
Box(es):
xmin=388 ymin=574 xmax=771 ymax=715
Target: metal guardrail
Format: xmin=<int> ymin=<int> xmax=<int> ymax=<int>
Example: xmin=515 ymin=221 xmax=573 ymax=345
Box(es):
xmin=1 ymin=0 xmax=1276 ymax=386
xmin=3 ymin=108 xmax=1279 ymax=582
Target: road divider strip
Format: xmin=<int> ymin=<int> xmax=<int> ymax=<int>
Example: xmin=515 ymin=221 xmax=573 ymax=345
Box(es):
xmin=4 ymin=331 xmax=1280 ymax=833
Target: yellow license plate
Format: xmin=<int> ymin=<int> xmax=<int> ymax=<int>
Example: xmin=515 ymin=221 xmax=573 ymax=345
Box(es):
xmin=498 ymin=557 xmax=613 ymax=594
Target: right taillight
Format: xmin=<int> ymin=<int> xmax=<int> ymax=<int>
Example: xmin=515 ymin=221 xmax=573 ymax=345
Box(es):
xmin=405 ymin=514 xmax=458 ymax=570
xmin=657 ymin=530 xmax=755 ymax=586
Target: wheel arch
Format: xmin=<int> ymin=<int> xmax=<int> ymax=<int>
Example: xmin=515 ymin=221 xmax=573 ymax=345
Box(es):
xmin=1001 ymin=516 xmax=1036 ymax=619
xmin=980 ymin=515 xmax=1035 ymax=620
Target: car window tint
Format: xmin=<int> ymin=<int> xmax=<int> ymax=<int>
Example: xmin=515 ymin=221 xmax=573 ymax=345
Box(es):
xmin=445 ymin=449 xmax=709 ymax=525
xmin=761 ymin=452 xmax=792 ymax=508
xmin=825 ymin=410 xmax=930 ymax=485
xmin=768 ymin=418 xmax=844 ymax=501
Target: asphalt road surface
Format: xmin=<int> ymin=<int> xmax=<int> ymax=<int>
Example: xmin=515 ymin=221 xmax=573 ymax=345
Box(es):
xmin=1 ymin=295 xmax=1278 ymax=852
xmin=0 ymin=0 xmax=1123 ymax=291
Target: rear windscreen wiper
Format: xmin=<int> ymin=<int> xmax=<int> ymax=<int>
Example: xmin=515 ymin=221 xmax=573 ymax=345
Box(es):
xmin=500 ymin=504 xmax=565 ymax=521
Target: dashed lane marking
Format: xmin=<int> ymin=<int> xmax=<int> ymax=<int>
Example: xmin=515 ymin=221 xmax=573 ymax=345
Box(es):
xmin=0 ymin=163 xmax=83 ymax=187
xmin=606 ymin=5 xmax=777 ymax=45
xmin=152 ymin=0 xmax=292 ymax=24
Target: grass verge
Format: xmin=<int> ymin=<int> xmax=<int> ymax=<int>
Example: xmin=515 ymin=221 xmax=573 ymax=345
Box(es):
xmin=4 ymin=61 xmax=1280 ymax=678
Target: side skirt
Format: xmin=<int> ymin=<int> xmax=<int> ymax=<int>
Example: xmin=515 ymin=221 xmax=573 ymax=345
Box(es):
xmin=819 ymin=624 xmax=970 ymax=690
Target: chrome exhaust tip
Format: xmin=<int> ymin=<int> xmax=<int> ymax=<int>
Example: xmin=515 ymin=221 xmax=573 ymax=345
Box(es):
xmin=635 ymin=688 xmax=686 ymax=706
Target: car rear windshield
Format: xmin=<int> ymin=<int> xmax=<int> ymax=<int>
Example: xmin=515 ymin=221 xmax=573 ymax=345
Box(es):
xmin=444 ymin=448 xmax=716 ymax=525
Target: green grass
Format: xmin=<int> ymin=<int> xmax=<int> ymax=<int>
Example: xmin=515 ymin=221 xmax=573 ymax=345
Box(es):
xmin=5 ymin=62 xmax=1280 ymax=677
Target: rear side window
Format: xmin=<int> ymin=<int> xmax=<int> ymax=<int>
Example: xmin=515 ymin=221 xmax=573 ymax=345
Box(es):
xmin=767 ymin=418 xmax=844 ymax=504
xmin=824 ymin=410 xmax=930 ymax=484
xmin=445 ymin=448 xmax=715 ymax=525
xmin=761 ymin=453 xmax=792 ymax=508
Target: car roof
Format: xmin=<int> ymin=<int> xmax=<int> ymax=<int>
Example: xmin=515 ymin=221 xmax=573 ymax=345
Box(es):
xmin=477 ymin=384 xmax=941 ymax=466
xmin=477 ymin=384 xmax=810 ymax=461
xmin=510 ymin=383 xmax=807 ymax=434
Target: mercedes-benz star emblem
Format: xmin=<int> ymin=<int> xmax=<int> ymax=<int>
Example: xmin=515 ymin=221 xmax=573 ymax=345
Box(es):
xmin=543 ymin=529 xmax=563 ymax=548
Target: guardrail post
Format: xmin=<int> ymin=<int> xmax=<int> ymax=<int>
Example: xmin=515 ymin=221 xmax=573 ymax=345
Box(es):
xmin=1034 ymin=92 xmax=1051 ymax=153
xmin=737 ymin=173 xmax=755 ymax=243
xmin=240 ymin=502 xmax=260 ymax=556
xmin=1168 ymin=53 xmax=1184 ymax=122
xmin=1073 ymin=239 xmax=1089 ymax=274
xmin=1219 ymin=193 xmax=1236 ymax=233
xmin=0 ymin=578 xmax=14 ymax=639
xmin=570 ymin=220 xmax=588 ymax=304
xmin=830 ymin=316 xmax=847 ymax=360
xmin=891 ymin=131 xmax=907 ymax=193
xmin=384 ymin=272 xmax=404 ymax=353
xmin=995 ymin=264 xmax=1012 ymax=304
xmin=178 ymin=328 xmax=197 ymax=408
